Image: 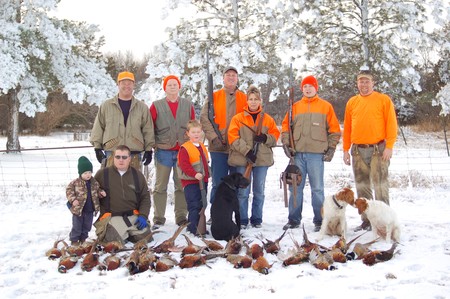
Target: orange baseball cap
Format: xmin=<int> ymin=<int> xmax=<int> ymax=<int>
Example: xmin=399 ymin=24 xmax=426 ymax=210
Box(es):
xmin=117 ymin=71 xmax=135 ymax=82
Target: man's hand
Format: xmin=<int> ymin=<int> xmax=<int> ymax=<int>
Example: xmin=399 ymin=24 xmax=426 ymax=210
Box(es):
xmin=382 ymin=148 xmax=393 ymax=161
xmin=245 ymin=151 xmax=257 ymax=164
xmin=142 ymin=150 xmax=153 ymax=166
xmin=95 ymin=149 xmax=106 ymax=164
xmin=323 ymin=147 xmax=336 ymax=162
xmin=135 ymin=215 xmax=148 ymax=230
xmin=343 ymin=151 xmax=351 ymax=166
xmin=211 ymin=137 xmax=225 ymax=147
xmin=282 ymin=144 xmax=295 ymax=158
xmin=253 ymin=134 xmax=267 ymax=144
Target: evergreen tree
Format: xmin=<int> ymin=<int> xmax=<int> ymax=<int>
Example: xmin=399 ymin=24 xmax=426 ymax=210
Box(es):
xmin=0 ymin=0 xmax=116 ymax=152
xmin=278 ymin=0 xmax=448 ymax=120
xmin=138 ymin=0 xmax=288 ymax=106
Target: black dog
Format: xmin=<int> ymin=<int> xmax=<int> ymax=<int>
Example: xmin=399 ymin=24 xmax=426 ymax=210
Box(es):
xmin=211 ymin=173 xmax=250 ymax=241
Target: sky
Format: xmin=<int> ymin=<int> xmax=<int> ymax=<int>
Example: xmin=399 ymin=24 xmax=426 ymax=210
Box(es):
xmin=0 ymin=130 xmax=449 ymax=298
xmin=54 ymin=0 xmax=173 ymax=57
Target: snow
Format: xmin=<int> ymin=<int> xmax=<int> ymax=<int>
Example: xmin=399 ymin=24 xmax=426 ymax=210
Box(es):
xmin=0 ymin=130 xmax=450 ymax=299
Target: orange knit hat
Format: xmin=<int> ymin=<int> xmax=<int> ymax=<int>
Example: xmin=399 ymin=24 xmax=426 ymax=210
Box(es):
xmin=301 ymin=75 xmax=319 ymax=91
xmin=163 ymin=75 xmax=181 ymax=91
xmin=117 ymin=71 xmax=135 ymax=82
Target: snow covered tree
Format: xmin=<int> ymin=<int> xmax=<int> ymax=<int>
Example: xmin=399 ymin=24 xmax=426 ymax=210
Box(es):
xmin=0 ymin=0 xmax=116 ymax=152
xmin=278 ymin=0 xmax=449 ymax=121
xmin=432 ymin=23 xmax=450 ymax=117
xmin=138 ymin=0 xmax=288 ymax=106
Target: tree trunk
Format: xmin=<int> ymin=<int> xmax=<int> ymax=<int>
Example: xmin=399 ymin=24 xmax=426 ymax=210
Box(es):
xmin=360 ymin=0 xmax=370 ymax=69
xmin=6 ymin=88 xmax=21 ymax=153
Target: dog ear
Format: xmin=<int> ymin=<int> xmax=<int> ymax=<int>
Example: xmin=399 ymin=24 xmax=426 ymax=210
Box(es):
xmin=354 ymin=198 xmax=367 ymax=215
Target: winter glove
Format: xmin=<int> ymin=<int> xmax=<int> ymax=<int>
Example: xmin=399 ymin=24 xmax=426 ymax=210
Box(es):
xmin=282 ymin=144 xmax=295 ymax=158
xmin=135 ymin=215 xmax=148 ymax=230
xmin=253 ymin=133 xmax=267 ymax=144
xmin=95 ymin=148 xmax=106 ymax=164
xmin=142 ymin=150 xmax=153 ymax=166
xmin=323 ymin=147 xmax=336 ymax=162
xmin=211 ymin=137 xmax=226 ymax=149
xmin=245 ymin=150 xmax=257 ymax=164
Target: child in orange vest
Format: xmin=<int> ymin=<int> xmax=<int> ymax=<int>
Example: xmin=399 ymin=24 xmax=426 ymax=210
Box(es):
xmin=177 ymin=120 xmax=211 ymax=236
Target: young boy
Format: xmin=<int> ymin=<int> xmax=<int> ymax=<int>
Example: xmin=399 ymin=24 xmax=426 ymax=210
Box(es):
xmin=177 ymin=120 xmax=211 ymax=236
xmin=66 ymin=156 xmax=106 ymax=246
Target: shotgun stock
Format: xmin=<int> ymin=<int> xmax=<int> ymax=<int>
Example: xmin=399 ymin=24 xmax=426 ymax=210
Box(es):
xmin=206 ymin=49 xmax=224 ymax=144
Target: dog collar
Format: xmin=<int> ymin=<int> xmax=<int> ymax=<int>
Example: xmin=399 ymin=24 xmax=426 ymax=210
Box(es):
xmin=223 ymin=180 xmax=237 ymax=191
xmin=332 ymin=195 xmax=344 ymax=209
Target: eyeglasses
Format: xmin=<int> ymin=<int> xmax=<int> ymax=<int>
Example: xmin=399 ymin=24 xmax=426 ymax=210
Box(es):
xmin=114 ymin=155 xmax=129 ymax=160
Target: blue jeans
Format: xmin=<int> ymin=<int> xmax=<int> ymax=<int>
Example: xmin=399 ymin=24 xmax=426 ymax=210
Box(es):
xmin=209 ymin=152 xmax=236 ymax=204
xmin=288 ymin=152 xmax=324 ymax=225
xmin=236 ymin=166 xmax=268 ymax=226
xmin=184 ymin=183 xmax=208 ymax=234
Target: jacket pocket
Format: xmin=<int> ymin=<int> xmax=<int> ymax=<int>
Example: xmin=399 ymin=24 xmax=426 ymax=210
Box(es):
xmin=310 ymin=115 xmax=327 ymax=142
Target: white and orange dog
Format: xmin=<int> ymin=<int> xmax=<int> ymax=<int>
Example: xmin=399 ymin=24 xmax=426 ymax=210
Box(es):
xmin=354 ymin=197 xmax=401 ymax=243
xmin=316 ymin=187 xmax=355 ymax=241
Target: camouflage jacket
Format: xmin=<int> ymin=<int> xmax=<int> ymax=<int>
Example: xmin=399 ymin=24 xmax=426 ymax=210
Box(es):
xmin=66 ymin=177 xmax=102 ymax=216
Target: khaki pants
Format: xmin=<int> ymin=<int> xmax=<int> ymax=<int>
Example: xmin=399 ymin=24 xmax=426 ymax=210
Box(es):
xmin=108 ymin=215 xmax=151 ymax=243
xmin=351 ymin=143 xmax=390 ymax=221
xmin=152 ymin=160 xmax=187 ymax=225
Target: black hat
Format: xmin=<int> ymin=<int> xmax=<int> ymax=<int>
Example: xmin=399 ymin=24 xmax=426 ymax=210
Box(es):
xmin=223 ymin=66 xmax=238 ymax=75
xmin=78 ymin=156 xmax=93 ymax=176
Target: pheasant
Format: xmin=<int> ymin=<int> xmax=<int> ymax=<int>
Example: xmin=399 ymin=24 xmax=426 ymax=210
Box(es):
xmin=102 ymin=241 xmax=125 ymax=254
xmin=153 ymin=223 xmax=188 ymax=253
xmin=346 ymin=238 xmax=379 ymax=260
xmin=200 ymin=236 xmax=224 ymax=252
xmin=309 ymin=247 xmax=336 ymax=271
xmin=279 ymin=233 xmax=309 ymax=266
xmin=362 ymin=242 xmax=399 ymax=266
xmin=81 ymin=239 xmax=100 ymax=272
xmin=58 ymin=251 xmax=78 ymax=274
xmin=226 ymin=254 xmax=253 ymax=269
xmin=178 ymin=254 xmax=208 ymax=269
xmin=249 ymin=242 xmax=264 ymax=259
xmin=181 ymin=234 xmax=207 ymax=256
xmin=133 ymin=230 xmax=160 ymax=252
xmin=225 ymin=235 xmax=244 ymax=255
xmin=98 ymin=254 xmax=121 ymax=271
xmin=257 ymin=229 xmax=287 ymax=254
xmin=150 ymin=254 xmax=178 ymax=272
xmin=251 ymin=256 xmax=273 ymax=275
xmin=46 ymin=239 xmax=68 ymax=260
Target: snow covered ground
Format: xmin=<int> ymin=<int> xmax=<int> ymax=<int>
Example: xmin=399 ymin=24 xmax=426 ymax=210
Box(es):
xmin=0 ymin=129 xmax=449 ymax=299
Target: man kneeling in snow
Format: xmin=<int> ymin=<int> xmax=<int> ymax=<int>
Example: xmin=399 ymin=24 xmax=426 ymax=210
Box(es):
xmin=94 ymin=145 xmax=152 ymax=245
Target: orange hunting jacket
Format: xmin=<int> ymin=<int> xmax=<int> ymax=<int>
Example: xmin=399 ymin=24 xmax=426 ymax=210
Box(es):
xmin=281 ymin=95 xmax=341 ymax=153
xmin=343 ymin=91 xmax=397 ymax=151
xmin=228 ymin=107 xmax=280 ymax=167
xmin=200 ymin=89 xmax=247 ymax=152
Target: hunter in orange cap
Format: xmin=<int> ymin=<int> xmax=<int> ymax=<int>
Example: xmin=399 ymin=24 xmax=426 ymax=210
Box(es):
xmin=117 ymin=71 xmax=135 ymax=83
xmin=163 ymin=75 xmax=181 ymax=91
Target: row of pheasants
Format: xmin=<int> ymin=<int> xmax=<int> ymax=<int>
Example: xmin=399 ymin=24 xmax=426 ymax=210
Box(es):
xmin=46 ymin=223 xmax=399 ymax=274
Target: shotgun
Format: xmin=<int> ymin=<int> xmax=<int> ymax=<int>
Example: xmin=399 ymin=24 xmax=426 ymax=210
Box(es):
xmin=206 ymin=49 xmax=224 ymax=144
xmin=197 ymin=179 xmax=207 ymax=235
xmin=242 ymin=112 xmax=265 ymax=179
xmin=280 ymin=64 xmax=302 ymax=208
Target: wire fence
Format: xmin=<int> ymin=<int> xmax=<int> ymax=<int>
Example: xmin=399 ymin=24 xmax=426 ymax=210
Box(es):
xmin=1 ymin=140 xmax=449 ymax=203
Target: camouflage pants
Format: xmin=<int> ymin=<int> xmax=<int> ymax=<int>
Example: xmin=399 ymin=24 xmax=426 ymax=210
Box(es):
xmin=351 ymin=143 xmax=390 ymax=221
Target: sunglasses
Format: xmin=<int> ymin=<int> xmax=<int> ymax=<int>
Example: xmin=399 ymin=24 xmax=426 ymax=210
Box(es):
xmin=114 ymin=155 xmax=129 ymax=160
